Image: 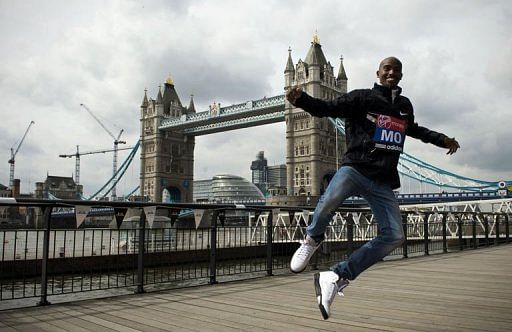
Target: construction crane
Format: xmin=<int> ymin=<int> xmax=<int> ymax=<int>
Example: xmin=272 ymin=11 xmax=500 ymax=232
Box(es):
xmin=8 ymin=121 xmax=35 ymax=189
xmin=59 ymin=145 xmax=134 ymax=186
xmin=80 ymin=103 xmax=126 ymax=201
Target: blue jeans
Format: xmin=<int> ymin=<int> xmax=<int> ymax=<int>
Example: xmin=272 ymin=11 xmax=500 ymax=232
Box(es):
xmin=307 ymin=166 xmax=404 ymax=280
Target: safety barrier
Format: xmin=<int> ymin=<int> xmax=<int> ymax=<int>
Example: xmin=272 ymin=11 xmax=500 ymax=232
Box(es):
xmin=0 ymin=198 xmax=509 ymax=309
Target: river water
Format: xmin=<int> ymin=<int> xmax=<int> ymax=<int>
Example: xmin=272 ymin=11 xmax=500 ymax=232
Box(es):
xmin=0 ymin=226 xmax=272 ymax=261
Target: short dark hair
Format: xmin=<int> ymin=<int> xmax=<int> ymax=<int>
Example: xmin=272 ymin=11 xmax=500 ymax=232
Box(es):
xmin=379 ymin=57 xmax=402 ymax=69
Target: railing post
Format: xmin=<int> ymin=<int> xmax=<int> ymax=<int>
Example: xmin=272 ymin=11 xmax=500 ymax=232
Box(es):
xmin=136 ymin=210 xmax=147 ymax=294
xmin=458 ymin=215 xmax=463 ymax=251
xmin=402 ymin=212 xmax=408 ymax=259
xmin=495 ymin=215 xmax=500 ymax=245
xmin=484 ymin=214 xmax=489 ymax=247
xmin=347 ymin=214 xmax=354 ymax=256
xmin=311 ymin=247 xmax=319 ymax=270
xmin=38 ymin=206 xmax=52 ymax=306
xmin=302 ymin=210 xmax=316 ymax=270
xmin=310 ymin=210 xmax=318 ymax=271
xmin=442 ymin=213 xmax=448 ymax=253
xmin=209 ymin=210 xmax=219 ymax=284
xmin=506 ymin=214 xmax=510 ymax=243
xmin=266 ymin=210 xmax=273 ymax=276
xmin=424 ymin=213 xmax=430 ymax=255
xmin=472 ymin=213 xmax=477 ymax=249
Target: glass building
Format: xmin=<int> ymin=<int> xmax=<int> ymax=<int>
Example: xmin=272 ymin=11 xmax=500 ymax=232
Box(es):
xmin=193 ymin=175 xmax=265 ymax=204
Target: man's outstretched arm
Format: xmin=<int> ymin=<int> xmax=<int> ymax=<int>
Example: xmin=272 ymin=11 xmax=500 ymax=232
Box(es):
xmin=407 ymin=123 xmax=460 ymax=155
xmin=286 ymin=86 xmax=359 ymax=119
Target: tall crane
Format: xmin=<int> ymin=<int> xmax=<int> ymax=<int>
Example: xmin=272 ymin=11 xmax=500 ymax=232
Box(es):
xmin=59 ymin=145 xmax=134 ymax=186
xmin=79 ymin=103 xmax=126 ymax=200
xmin=8 ymin=121 xmax=35 ymax=189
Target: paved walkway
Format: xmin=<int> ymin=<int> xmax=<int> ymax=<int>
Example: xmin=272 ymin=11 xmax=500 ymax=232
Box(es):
xmin=1 ymin=245 xmax=511 ymax=331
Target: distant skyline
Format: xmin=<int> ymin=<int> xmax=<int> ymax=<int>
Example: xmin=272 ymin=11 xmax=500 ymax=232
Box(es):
xmin=1 ymin=0 xmax=511 ymax=196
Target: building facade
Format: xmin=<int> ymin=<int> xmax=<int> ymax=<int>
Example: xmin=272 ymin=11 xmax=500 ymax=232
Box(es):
xmin=35 ymin=175 xmax=83 ymax=199
xmin=284 ymin=34 xmax=347 ymax=197
xmin=250 ymin=151 xmax=268 ymax=193
xmin=267 ymin=164 xmax=287 ymax=196
xmin=0 ymin=183 xmax=10 ymax=223
xmin=193 ymin=179 xmax=214 ymax=203
xmin=250 ymin=151 xmax=287 ymax=197
xmin=0 ymin=184 xmax=10 ymax=198
xmin=193 ymin=175 xmax=265 ymax=204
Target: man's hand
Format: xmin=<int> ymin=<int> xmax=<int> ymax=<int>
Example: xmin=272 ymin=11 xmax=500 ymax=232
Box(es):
xmin=444 ymin=137 xmax=460 ymax=155
xmin=286 ymin=86 xmax=303 ymax=105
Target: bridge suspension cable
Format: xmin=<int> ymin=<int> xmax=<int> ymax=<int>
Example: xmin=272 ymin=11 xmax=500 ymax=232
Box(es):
xmin=87 ymin=140 xmax=140 ymax=200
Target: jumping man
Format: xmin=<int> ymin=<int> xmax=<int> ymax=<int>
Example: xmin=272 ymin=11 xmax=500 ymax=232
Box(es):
xmin=286 ymin=56 xmax=460 ymax=320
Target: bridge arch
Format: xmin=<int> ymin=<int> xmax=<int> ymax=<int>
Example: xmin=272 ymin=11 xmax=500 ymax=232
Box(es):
xmin=162 ymin=186 xmax=181 ymax=203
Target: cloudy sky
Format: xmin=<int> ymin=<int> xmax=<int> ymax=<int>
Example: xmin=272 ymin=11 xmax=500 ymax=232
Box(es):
xmin=1 ymin=0 xmax=510 ymax=197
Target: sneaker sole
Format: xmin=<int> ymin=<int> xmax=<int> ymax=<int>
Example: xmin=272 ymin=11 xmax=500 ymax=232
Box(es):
xmin=290 ymin=265 xmax=307 ymax=274
xmin=314 ymin=273 xmax=329 ymax=320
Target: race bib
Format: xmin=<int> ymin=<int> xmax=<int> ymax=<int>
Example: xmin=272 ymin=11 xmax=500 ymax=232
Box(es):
xmin=372 ymin=114 xmax=406 ymax=153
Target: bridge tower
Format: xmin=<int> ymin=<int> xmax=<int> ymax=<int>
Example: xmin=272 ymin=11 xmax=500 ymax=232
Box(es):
xmin=139 ymin=77 xmax=196 ymax=202
xmin=284 ymin=34 xmax=348 ymax=198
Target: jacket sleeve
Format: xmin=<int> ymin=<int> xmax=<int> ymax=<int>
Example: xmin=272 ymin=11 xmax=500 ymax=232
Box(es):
xmin=407 ymin=120 xmax=448 ymax=148
xmin=293 ymin=90 xmax=361 ymax=119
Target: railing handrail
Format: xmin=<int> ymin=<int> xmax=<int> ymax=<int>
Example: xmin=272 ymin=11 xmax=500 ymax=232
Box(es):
xmin=0 ymin=197 xmax=373 ymax=213
xmin=4 ymin=197 xmax=510 ymax=214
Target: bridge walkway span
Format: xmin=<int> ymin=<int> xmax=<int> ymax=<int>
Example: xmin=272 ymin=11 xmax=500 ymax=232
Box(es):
xmin=1 ymin=245 xmax=510 ymax=331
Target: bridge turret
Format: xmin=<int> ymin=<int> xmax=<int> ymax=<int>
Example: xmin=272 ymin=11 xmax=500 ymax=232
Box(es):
xmin=284 ymin=47 xmax=295 ymax=88
xmin=155 ymin=85 xmax=164 ymax=117
xmin=140 ymin=89 xmax=149 ymax=108
xmin=337 ymin=55 xmax=348 ymax=93
xmin=163 ymin=75 xmax=183 ymax=117
xmin=156 ymin=86 xmax=163 ymax=105
xmin=140 ymin=88 xmax=149 ymax=121
xmin=187 ymin=94 xmax=196 ymax=114
xmin=303 ymin=32 xmax=326 ymax=97
xmin=305 ymin=48 xmax=321 ymax=85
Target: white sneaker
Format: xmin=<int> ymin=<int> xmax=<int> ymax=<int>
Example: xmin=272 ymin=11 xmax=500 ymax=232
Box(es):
xmin=290 ymin=236 xmax=320 ymax=273
xmin=314 ymin=271 xmax=349 ymax=320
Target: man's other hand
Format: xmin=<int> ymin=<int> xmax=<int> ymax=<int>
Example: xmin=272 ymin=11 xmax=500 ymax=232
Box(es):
xmin=444 ymin=137 xmax=460 ymax=155
xmin=286 ymin=86 xmax=303 ymax=105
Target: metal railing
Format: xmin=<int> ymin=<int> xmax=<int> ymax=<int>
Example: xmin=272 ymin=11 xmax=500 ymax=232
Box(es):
xmin=0 ymin=198 xmax=509 ymax=309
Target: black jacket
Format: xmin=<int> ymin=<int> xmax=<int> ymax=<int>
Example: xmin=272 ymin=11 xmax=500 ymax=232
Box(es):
xmin=293 ymin=83 xmax=448 ymax=189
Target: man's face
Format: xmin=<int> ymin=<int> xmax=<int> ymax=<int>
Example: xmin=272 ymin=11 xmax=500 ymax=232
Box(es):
xmin=377 ymin=58 xmax=403 ymax=88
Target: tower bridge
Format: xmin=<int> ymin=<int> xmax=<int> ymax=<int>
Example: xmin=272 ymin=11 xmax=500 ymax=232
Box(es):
xmin=139 ymin=35 xmax=509 ymax=204
xmin=140 ymin=35 xmax=346 ymax=203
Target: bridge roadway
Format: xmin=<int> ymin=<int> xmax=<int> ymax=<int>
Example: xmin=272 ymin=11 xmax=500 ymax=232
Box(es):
xmin=159 ymin=94 xmax=285 ymax=135
xmin=0 ymin=245 xmax=511 ymax=331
